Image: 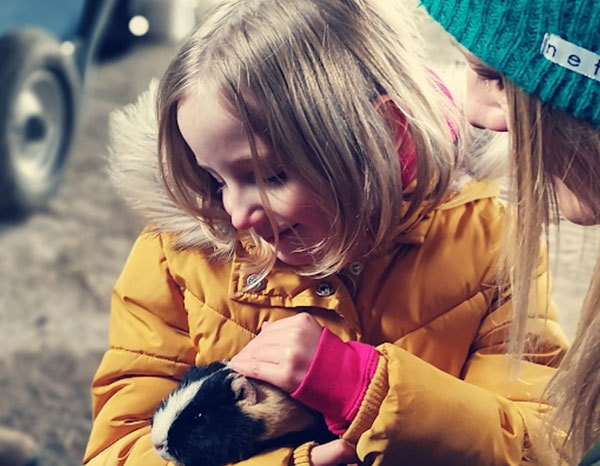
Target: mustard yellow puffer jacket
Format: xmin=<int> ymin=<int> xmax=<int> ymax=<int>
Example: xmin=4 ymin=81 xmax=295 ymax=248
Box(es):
xmin=84 ymin=83 xmax=569 ymax=465
xmin=84 ymin=182 xmax=569 ymax=466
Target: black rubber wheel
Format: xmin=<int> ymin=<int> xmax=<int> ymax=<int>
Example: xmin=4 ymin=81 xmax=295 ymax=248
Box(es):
xmin=0 ymin=29 xmax=80 ymax=216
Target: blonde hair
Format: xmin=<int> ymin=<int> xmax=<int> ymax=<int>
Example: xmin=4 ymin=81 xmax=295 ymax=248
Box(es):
xmin=501 ymin=79 xmax=600 ymax=463
xmin=157 ymin=0 xmax=462 ymax=278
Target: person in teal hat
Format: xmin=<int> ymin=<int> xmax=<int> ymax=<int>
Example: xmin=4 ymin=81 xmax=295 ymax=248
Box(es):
xmin=420 ymin=0 xmax=600 ymax=464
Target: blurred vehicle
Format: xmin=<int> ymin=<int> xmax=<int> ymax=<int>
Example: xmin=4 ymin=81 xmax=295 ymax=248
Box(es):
xmin=0 ymin=0 xmax=197 ymax=217
xmin=0 ymin=0 xmax=118 ymax=216
xmin=0 ymin=0 xmax=199 ymax=218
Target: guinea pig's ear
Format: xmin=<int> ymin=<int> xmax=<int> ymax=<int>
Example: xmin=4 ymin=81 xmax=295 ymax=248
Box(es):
xmin=229 ymin=374 xmax=258 ymax=407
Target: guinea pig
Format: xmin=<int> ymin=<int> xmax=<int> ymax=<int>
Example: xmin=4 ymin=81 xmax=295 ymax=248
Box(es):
xmin=151 ymin=361 xmax=336 ymax=466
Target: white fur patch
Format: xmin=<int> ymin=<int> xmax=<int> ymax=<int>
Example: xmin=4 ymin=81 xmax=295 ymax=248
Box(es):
xmin=151 ymin=379 xmax=206 ymax=454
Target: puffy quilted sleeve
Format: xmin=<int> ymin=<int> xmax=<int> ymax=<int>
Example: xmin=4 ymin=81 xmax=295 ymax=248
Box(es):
xmin=84 ymin=231 xmax=196 ymax=465
xmin=342 ymin=252 xmax=570 ymax=465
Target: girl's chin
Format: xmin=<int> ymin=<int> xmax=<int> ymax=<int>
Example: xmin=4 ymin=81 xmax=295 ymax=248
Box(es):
xmin=554 ymin=177 xmax=597 ymax=225
xmin=274 ymin=239 xmax=319 ymax=266
xmin=275 ymin=249 xmax=315 ymax=267
xmin=561 ymin=209 xmax=598 ymax=226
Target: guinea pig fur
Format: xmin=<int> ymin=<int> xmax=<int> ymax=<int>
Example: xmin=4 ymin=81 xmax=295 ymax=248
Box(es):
xmin=151 ymin=361 xmax=335 ymax=466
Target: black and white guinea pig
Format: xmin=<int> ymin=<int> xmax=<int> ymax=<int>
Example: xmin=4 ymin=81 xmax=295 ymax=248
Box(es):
xmin=151 ymin=361 xmax=335 ymax=466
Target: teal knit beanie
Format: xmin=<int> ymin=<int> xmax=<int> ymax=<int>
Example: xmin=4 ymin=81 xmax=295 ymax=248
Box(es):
xmin=420 ymin=0 xmax=600 ymax=129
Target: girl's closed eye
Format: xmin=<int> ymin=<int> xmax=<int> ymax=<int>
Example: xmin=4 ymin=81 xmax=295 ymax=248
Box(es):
xmin=468 ymin=61 xmax=504 ymax=90
xmin=474 ymin=70 xmax=504 ymax=90
xmin=459 ymin=44 xmax=504 ymax=90
xmin=241 ymin=170 xmax=288 ymax=187
xmin=210 ymin=174 xmax=226 ymax=192
xmin=266 ymin=171 xmax=288 ymax=186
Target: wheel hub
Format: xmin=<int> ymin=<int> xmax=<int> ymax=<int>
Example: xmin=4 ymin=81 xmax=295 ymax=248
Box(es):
xmin=8 ymin=68 xmax=66 ymax=187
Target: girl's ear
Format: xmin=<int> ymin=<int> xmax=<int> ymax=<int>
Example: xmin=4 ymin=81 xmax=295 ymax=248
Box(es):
xmin=372 ymin=95 xmax=408 ymax=151
xmin=464 ymin=66 xmax=508 ymax=131
xmin=372 ymin=95 xmax=417 ymax=187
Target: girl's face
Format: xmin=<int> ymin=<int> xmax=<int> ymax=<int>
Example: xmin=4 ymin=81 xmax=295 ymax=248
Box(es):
xmin=461 ymin=49 xmax=597 ymax=225
xmin=177 ymin=88 xmax=333 ymax=266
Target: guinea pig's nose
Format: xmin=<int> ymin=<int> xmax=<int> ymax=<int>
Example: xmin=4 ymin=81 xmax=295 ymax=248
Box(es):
xmin=153 ymin=442 xmax=165 ymax=452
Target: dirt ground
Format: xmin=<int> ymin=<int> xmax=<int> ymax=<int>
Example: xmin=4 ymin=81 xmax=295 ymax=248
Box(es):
xmin=0 ymin=7 xmax=599 ymax=466
xmin=0 ymin=40 xmax=178 ymax=466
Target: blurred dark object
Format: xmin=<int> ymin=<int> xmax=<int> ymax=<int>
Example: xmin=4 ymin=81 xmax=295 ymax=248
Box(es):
xmin=0 ymin=426 xmax=39 ymax=466
xmin=0 ymin=0 xmax=117 ymax=217
xmin=0 ymin=0 xmax=197 ymax=218
xmin=97 ymin=0 xmax=136 ymax=59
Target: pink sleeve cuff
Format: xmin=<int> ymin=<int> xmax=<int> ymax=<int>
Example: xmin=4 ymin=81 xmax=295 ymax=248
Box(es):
xmin=290 ymin=328 xmax=379 ymax=435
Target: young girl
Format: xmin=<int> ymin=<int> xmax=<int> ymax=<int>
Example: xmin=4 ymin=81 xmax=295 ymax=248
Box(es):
xmin=84 ymin=0 xmax=569 ymax=464
xmin=420 ymin=0 xmax=600 ymax=464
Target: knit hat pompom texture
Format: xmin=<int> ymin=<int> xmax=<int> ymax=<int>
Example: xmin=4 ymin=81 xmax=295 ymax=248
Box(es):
xmin=420 ymin=0 xmax=600 ymax=129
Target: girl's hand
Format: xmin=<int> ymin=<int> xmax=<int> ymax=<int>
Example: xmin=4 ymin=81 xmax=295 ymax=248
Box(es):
xmin=311 ymin=439 xmax=358 ymax=466
xmin=230 ymin=313 xmax=323 ymax=392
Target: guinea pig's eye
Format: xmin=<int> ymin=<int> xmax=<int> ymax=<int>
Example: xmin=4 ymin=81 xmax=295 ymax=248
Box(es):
xmin=195 ymin=412 xmax=203 ymax=420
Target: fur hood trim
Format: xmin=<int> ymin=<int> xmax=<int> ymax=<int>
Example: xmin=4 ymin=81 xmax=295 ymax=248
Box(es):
xmin=107 ymin=79 xmax=234 ymax=258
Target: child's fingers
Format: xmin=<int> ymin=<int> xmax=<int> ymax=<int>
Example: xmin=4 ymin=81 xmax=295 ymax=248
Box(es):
xmin=231 ymin=339 xmax=309 ymax=391
xmin=230 ymin=359 xmax=296 ymax=391
xmin=234 ymin=331 xmax=289 ymax=359
xmin=310 ymin=439 xmax=357 ymax=466
xmin=233 ymin=329 xmax=316 ymax=368
xmin=230 ymin=312 xmax=322 ymax=391
xmin=231 ymin=344 xmax=284 ymax=366
xmin=257 ymin=314 xmax=323 ymax=349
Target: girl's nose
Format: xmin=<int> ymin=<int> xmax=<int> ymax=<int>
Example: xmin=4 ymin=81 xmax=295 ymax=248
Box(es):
xmin=230 ymin=202 xmax=267 ymax=231
xmin=223 ymin=188 xmax=267 ymax=231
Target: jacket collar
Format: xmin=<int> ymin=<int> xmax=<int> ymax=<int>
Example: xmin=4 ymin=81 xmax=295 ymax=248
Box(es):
xmin=393 ymin=178 xmax=500 ymax=245
xmin=228 ymin=242 xmax=363 ymax=336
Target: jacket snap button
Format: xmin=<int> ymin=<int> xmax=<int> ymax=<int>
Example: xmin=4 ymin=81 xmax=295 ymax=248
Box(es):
xmin=315 ymin=282 xmax=334 ymax=297
xmin=245 ymin=274 xmax=265 ymax=291
xmin=349 ymin=261 xmax=363 ymax=276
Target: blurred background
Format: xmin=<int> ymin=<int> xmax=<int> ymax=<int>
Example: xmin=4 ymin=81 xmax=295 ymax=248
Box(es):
xmin=0 ymin=1 xmax=598 ymax=465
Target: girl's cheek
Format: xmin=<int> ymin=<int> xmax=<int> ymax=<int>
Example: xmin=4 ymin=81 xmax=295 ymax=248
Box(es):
xmin=268 ymin=184 xmax=300 ymax=213
xmin=268 ymin=194 xmax=294 ymax=220
xmin=553 ymin=177 xmax=597 ymax=225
